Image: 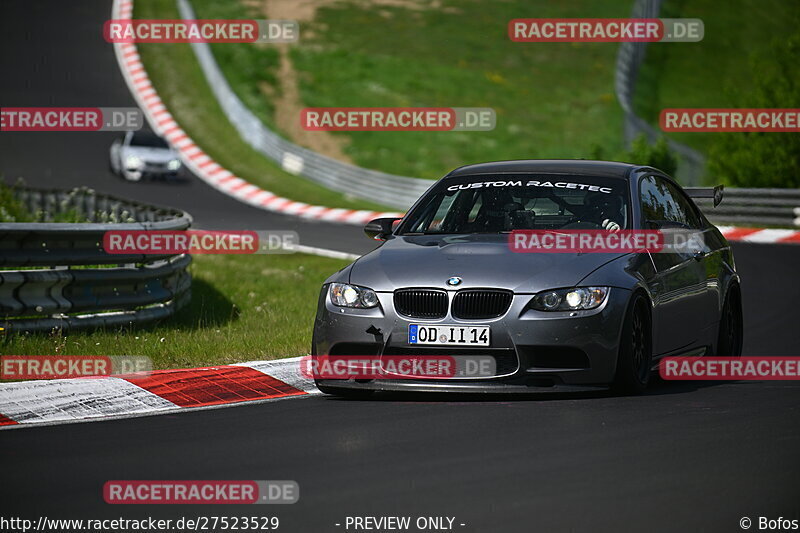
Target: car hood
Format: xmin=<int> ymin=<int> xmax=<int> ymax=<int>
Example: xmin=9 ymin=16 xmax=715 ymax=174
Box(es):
xmin=350 ymin=234 xmax=625 ymax=293
xmin=122 ymin=146 xmax=178 ymax=163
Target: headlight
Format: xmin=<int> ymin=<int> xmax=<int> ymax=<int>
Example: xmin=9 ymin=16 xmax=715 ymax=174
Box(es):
xmin=125 ymin=155 xmax=143 ymax=169
xmin=529 ymin=287 xmax=610 ymax=312
xmin=329 ymin=283 xmax=379 ymax=309
xmin=167 ymin=158 xmax=181 ymax=171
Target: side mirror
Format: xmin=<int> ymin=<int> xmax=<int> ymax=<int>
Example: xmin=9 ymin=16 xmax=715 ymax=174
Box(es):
xmin=364 ymin=217 xmax=401 ymax=241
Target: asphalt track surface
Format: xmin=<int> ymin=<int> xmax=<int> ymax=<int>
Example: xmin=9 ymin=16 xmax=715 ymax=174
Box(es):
xmin=1 ymin=2 xmax=799 ymax=532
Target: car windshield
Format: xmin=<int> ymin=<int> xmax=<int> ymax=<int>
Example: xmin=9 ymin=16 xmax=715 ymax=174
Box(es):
xmin=130 ymin=131 xmax=169 ymax=148
xmin=399 ymin=174 xmax=630 ymax=234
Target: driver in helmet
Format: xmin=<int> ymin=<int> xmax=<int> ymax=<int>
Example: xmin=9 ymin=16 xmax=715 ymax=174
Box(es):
xmin=584 ymin=192 xmax=623 ymax=231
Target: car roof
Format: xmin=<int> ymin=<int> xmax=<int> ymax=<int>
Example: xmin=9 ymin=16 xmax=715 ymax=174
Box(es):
xmin=444 ymin=160 xmax=642 ymax=180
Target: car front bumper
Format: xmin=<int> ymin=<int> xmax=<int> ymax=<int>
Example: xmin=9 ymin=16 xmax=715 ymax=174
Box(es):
xmin=312 ymin=286 xmax=632 ymax=392
xmin=123 ymin=165 xmax=179 ymax=180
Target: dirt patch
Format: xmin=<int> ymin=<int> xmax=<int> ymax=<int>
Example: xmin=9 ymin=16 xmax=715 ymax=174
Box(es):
xmin=273 ymin=43 xmax=353 ymax=161
xmin=263 ymin=0 xmax=339 ymax=21
xmin=258 ymin=0 xmax=458 ymax=161
xmin=259 ymin=0 xmax=352 ymax=162
xmin=265 ymin=0 xmax=458 ymax=20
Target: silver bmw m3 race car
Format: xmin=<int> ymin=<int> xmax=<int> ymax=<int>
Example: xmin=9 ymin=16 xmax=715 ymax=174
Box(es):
xmin=312 ymin=160 xmax=742 ymax=395
xmin=109 ymin=130 xmax=182 ymax=181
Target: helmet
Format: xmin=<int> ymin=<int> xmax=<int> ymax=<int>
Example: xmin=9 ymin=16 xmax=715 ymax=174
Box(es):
xmin=585 ymin=192 xmax=622 ymax=220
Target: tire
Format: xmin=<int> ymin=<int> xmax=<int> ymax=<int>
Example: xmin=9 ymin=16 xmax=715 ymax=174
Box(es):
xmin=612 ymin=294 xmax=652 ymax=394
xmin=716 ymin=286 xmax=743 ymax=357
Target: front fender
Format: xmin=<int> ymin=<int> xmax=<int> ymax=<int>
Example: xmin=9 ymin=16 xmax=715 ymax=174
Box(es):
xmin=577 ymin=252 xmax=655 ymax=294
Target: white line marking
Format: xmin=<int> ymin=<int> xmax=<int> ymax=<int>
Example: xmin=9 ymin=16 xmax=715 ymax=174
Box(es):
xmin=0 ymin=377 xmax=176 ymax=424
xmin=742 ymin=229 xmax=798 ymax=243
xmin=235 ymin=357 xmax=320 ymax=394
xmin=284 ymin=245 xmax=361 ymax=261
xmin=0 ymin=391 xmax=318 ymax=431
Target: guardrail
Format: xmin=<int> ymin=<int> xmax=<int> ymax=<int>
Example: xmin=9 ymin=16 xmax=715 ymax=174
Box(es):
xmin=615 ymin=0 xmax=706 ymax=185
xmin=697 ymin=188 xmax=800 ymax=227
xmin=0 ymin=186 xmax=193 ymax=333
xmin=177 ymin=0 xmax=431 ymax=210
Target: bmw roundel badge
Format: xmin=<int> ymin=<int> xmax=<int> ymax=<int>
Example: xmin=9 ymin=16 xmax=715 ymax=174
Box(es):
xmin=447 ymin=276 xmax=462 ymax=286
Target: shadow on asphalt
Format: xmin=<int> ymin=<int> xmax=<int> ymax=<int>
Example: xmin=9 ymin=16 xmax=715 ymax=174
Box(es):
xmin=316 ymin=378 xmax=740 ymax=403
xmin=110 ymin=171 xmax=193 ymax=186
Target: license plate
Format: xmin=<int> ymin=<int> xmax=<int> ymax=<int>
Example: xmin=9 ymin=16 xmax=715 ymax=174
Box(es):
xmin=408 ymin=324 xmax=490 ymax=346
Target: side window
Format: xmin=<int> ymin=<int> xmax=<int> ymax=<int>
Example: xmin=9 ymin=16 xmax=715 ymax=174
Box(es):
xmin=407 ymin=193 xmax=452 ymax=233
xmin=640 ymin=175 xmax=701 ymax=229
xmin=666 ymin=182 xmax=703 ymax=229
xmin=428 ymin=194 xmax=459 ymax=231
xmin=640 ymin=176 xmax=676 ymax=224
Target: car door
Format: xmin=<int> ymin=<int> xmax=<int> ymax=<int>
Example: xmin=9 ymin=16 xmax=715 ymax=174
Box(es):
xmin=663 ymin=179 xmax=720 ymax=342
xmin=639 ymin=175 xmax=708 ymax=355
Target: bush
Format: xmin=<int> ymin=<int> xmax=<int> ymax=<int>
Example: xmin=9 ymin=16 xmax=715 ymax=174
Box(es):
xmin=707 ymin=32 xmax=800 ymax=188
xmin=0 ymin=181 xmax=35 ymax=223
xmin=623 ymin=135 xmax=678 ymax=176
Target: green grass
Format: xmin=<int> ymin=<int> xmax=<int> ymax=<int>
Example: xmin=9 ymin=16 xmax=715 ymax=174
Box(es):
xmin=188 ymin=0 xmax=283 ymax=135
xmin=191 ymin=0 xmax=629 ymax=180
xmin=1 ymin=253 xmax=349 ymax=369
xmin=134 ymin=0 xmax=392 ymax=212
xmin=633 ymin=0 xmax=799 ymax=154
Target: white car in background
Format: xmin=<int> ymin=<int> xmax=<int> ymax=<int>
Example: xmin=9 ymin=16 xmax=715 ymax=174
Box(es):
xmin=110 ymin=130 xmax=182 ymax=181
